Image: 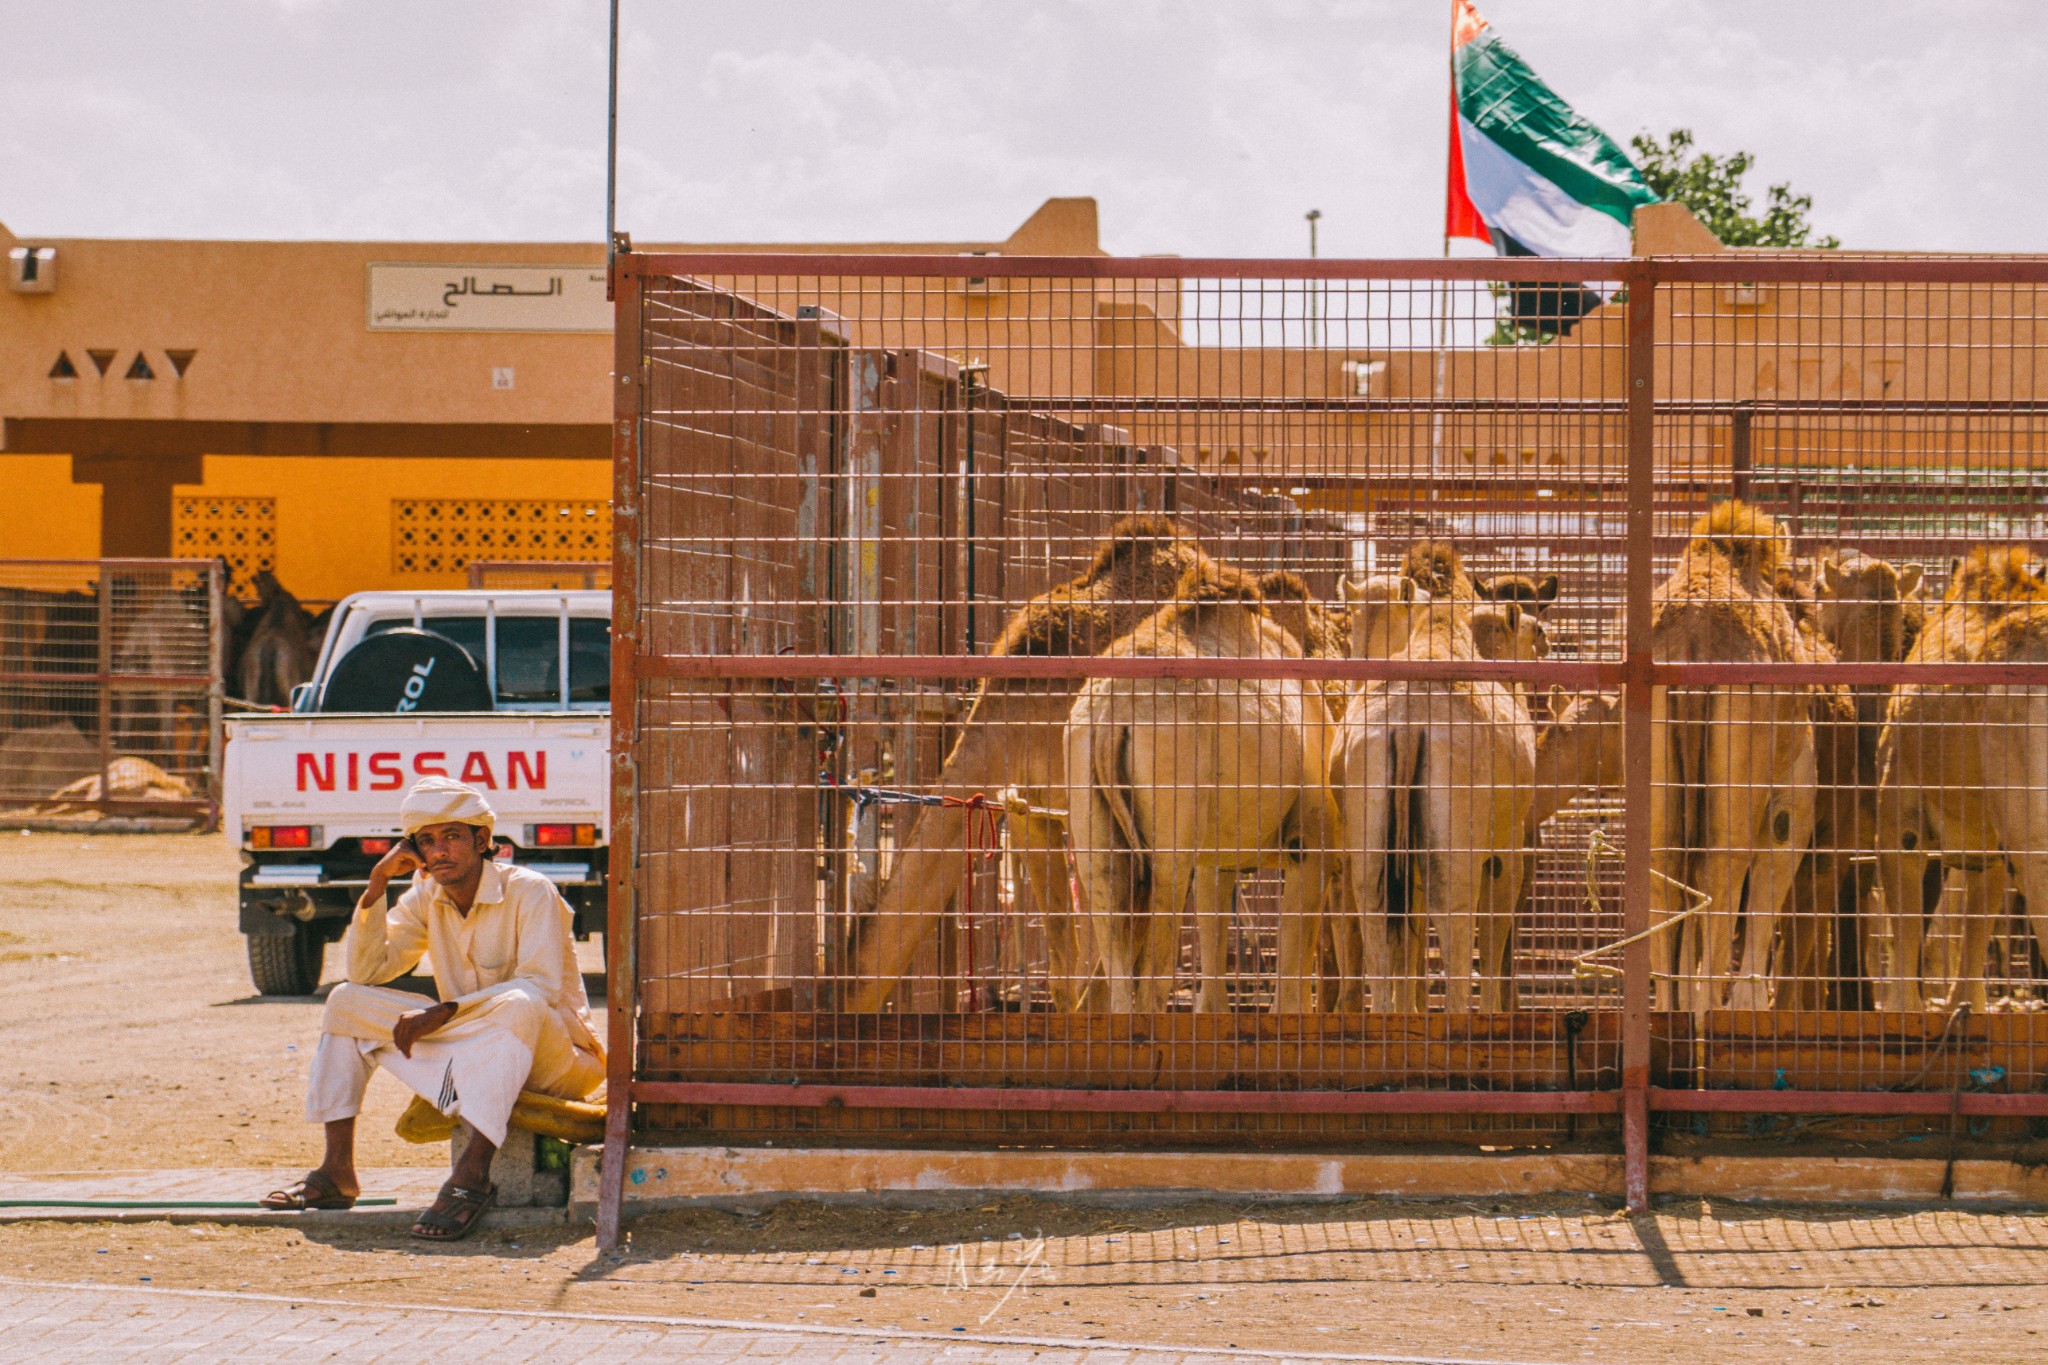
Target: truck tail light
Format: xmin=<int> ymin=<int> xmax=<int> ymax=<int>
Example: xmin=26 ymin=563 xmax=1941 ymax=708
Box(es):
xmin=251 ymin=825 xmax=316 ymax=850
xmin=359 ymin=837 xmax=395 ymax=855
xmin=529 ymin=823 xmax=599 ymax=847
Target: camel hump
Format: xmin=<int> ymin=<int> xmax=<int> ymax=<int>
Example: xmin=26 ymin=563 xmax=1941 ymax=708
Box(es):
xmin=1401 ymin=540 xmax=1468 ymax=598
xmin=1689 ymin=499 xmax=1785 ymax=579
xmin=1080 ymin=514 xmax=1192 ymax=584
xmin=1256 ymin=570 xmax=1312 ymax=604
xmin=1948 ymin=544 xmax=2048 ymax=604
xmin=1173 ymin=562 xmax=1263 ymax=606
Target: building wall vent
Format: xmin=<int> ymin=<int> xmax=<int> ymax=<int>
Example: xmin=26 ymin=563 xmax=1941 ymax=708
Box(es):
xmin=8 ymin=245 xmax=56 ymax=293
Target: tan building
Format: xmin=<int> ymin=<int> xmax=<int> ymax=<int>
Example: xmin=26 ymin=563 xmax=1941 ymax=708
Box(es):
xmin=7 ymin=194 xmax=2038 ymax=605
xmin=0 ymin=198 xmax=1104 ymax=602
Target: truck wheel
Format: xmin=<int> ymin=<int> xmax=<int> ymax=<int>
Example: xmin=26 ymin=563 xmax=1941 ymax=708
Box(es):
xmin=247 ymin=922 xmax=326 ymax=996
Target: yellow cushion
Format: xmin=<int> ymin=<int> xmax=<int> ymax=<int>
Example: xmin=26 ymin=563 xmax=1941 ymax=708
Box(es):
xmin=396 ymin=1090 xmax=607 ymax=1145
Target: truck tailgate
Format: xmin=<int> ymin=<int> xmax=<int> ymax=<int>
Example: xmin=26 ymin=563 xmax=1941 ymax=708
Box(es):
xmin=225 ymin=713 xmax=608 ymax=832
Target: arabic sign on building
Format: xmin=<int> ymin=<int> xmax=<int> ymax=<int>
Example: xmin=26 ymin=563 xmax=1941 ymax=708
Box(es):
xmin=366 ymin=263 xmax=611 ymax=332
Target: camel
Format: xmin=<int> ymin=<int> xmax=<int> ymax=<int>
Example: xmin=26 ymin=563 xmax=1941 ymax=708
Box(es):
xmin=1973 ymin=600 xmax=2048 ymax=995
xmin=841 ymin=516 xmax=1216 ymax=1012
xmin=1334 ymin=542 xmax=1540 ymax=1013
xmin=237 ymin=570 xmax=316 ymax=708
xmin=1476 ymin=573 xmax=1560 ymax=614
xmin=1876 ymin=546 xmax=2048 ymax=1011
xmin=1772 ymin=550 xmax=1926 ymax=1009
xmin=1650 ymin=502 xmax=1818 ymax=1012
xmin=1530 ymin=688 xmax=1622 ymax=832
xmin=1341 ymin=571 xmax=1428 ymax=661
xmin=112 ymin=577 xmax=208 ymax=769
xmin=1064 ymin=566 xmax=1334 ymax=1013
xmin=1470 ymin=601 xmax=1550 ymax=696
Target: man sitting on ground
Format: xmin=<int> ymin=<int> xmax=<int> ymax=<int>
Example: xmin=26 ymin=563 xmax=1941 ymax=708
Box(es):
xmin=261 ymin=775 xmax=603 ymax=1239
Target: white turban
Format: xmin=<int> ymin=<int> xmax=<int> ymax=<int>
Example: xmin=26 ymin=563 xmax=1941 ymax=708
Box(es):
xmin=400 ymin=776 xmax=496 ymax=837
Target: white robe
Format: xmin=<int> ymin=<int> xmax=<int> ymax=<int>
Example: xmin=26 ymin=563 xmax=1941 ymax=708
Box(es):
xmin=305 ymin=862 xmax=603 ymax=1146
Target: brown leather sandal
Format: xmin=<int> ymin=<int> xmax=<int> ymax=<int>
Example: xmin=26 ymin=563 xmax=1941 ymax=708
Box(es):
xmin=410 ymin=1180 xmax=496 ymax=1240
xmin=259 ymin=1171 xmax=357 ymax=1211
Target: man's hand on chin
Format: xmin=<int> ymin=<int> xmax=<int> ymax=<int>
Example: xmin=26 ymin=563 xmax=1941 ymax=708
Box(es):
xmin=394 ymin=1000 xmax=459 ymax=1057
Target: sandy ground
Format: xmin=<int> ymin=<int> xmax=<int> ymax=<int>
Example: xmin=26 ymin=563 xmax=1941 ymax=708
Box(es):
xmin=4 ymin=1198 xmax=2046 ymax=1361
xmin=5 ymin=832 xmax=2048 ymax=1361
xmin=0 ymin=830 xmax=601 ymax=1173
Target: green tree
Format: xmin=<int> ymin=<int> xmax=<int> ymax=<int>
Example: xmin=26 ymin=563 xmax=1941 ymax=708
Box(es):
xmin=1628 ymin=128 xmax=1840 ymax=249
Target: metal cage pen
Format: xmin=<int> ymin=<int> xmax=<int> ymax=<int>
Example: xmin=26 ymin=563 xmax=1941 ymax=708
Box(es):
xmin=0 ymin=557 xmax=223 ymax=829
xmin=598 ymin=251 xmax=2048 ymax=1244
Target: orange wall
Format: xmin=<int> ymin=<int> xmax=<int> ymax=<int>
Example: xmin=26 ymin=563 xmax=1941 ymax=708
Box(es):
xmin=0 ymin=455 xmax=101 ymax=559
xmin=177 ymin=454 xmax=612 ymax=603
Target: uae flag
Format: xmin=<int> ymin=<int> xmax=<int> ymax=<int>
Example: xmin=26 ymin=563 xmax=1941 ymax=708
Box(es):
xmin=1447 ymin=0 xmax=1658 ymax=330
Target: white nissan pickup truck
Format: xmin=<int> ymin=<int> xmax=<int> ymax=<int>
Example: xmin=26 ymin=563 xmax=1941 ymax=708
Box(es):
xmin=224 ymin=590 xmax=611 ymax=995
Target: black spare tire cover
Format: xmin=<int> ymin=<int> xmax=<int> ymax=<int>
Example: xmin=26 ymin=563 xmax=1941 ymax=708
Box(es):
xmin=318 ymin=628 xmax=492 ymax=713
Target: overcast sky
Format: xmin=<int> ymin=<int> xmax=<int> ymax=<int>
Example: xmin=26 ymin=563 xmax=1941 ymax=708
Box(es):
xmin=3 ymin=1 xmax=2042 ymax=256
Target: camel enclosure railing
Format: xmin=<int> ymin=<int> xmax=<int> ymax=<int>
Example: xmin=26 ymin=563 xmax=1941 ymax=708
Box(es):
xmin=599 ymin=252 xmax=2048 ymax=1244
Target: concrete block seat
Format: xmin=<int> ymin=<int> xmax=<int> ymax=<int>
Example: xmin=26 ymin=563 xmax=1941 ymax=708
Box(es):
xmin=396 ymin=1090 xmax=604 ymax=1208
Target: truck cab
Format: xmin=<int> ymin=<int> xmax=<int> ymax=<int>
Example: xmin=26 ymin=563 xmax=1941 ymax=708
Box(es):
xmin=227 ymin=590 xmax=612 ymax=995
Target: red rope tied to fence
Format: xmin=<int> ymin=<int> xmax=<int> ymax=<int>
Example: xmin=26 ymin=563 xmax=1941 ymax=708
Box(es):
xmin=945 ymin=792 xmax=1003 ymax=862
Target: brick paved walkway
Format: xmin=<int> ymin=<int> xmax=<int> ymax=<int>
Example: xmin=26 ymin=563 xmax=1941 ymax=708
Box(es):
xmin=0 ymin=1280 xmax=1545 ymax=1364
xmin=0 ymin=1168 xmax=447 ymax=1214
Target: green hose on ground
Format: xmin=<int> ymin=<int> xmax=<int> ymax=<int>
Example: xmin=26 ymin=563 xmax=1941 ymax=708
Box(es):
xmin=0 ymin=1198 xmax=399 ymax=1209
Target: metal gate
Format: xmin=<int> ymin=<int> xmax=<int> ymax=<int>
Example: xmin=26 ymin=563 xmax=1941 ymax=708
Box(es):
xmin=0 ymin=558 xmax=224 ymax=828
xmin=599 ymin=251 xmax=2048 ymax=1242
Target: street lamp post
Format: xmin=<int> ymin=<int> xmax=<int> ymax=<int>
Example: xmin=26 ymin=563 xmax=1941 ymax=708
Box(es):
xmin=1305 ymin=209 xmax=1323 ymax=345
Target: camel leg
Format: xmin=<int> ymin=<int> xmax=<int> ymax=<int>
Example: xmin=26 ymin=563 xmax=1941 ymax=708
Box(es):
xmin=1192 ymin=865 xmax=1235 ymax=1014
xmin=1648 ymin=685 xmax=1686 ymax=1011
xmin=1937 ymin=866 xmax=2006 ymax=1011
xmin=1774 ymin=852 xmax=1833 ymax=1012
xmin=1138 ymin=851 xmax=1199 ymax=1013
xmin=1731 ymin=777 xmax=1816 ymax=1013
xmin=1012 ymin=818 xmax=1088 ymax=1012
xmin=2012 ymin=853 xmax=2048 ymax=1002
xmin=1691 ymin=697 xmax=1787 ymax=1014
xmin=1874 ymin=782 xmax=1934 ymax=1013
xmin=846 ymin=719 xmax=1019 ymax=1012
xmin=1275 ymin=850 xmax=1326 ymax=1014
xmin=1435 ymin=849 xmax=1484 ymax=1015
xmin=1348 ymin=752 xmax=1399 ymax=1013
xmin=1064 ymin=745 xmax=1136 ymax=1016
xmin=1477 ymin=845 xmax=1523 ymax=1013
xmin=1329 ymin=911 xmax=1365 ymax=1013
xmin=1687 ymin=847 xmax=1754 ymax=1015
xmin=844 ymin=809 xmax=969 ymax=1012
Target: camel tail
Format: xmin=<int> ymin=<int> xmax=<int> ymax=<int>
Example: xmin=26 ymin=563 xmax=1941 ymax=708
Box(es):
xmin=1670 ymin=687 xmax=1712 ymax=870
xmin=1385 ymin=726 xmax=1427 ymax=922
xmin=1086 ymin=722 xmax=1148 ymax=898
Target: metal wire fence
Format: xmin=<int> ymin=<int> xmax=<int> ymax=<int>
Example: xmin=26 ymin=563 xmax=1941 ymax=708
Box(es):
xmin=0 ymin=558 xmax=223 ymax=828
xmin=599 ymin=253 xmax=2048 ymax=1236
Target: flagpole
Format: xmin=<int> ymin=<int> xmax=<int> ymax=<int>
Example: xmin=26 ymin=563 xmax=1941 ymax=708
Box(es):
xmin=1430 ymin=0 xmax=1456 ymax=509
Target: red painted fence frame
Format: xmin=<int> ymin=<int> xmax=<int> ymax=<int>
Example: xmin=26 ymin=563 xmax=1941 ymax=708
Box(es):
xmin=599 ymin=251 xmax=2048 ymax=1247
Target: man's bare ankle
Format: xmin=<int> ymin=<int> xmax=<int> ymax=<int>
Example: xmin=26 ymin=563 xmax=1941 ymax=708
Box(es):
xmin=316 ymin=1164 xmax=361 ymax=1197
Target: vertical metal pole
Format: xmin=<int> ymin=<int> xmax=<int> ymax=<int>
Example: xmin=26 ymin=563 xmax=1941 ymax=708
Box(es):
xmin=1730 ymin=401 xmax=1752 ymax=501
xmin=206 ymin=561 xmax=225 ymax=832
xmin=1621 ymin=263 xmax=1658 ymax=1213
xmin=597 ymin=254 xmax=642 ymax=1253
xmin=95 ymin=567 xmax=113 ymax=815
xmin=604 ymin=0 xmax=620 ymax=299
xmin=961 ymin=366 xmax=981 ymax=656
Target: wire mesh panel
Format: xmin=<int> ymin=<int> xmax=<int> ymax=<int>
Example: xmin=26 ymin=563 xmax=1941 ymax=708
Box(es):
xmin=0 ymin=558 xmax=223 ymax=828
xmin=1645 ymin=261 xmax=2048 ymax=1151
xmin=603 ymin=252 xmax=2048 ymax=1212
xmin=617 ymin=257 xmax=1631 ymax=1155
